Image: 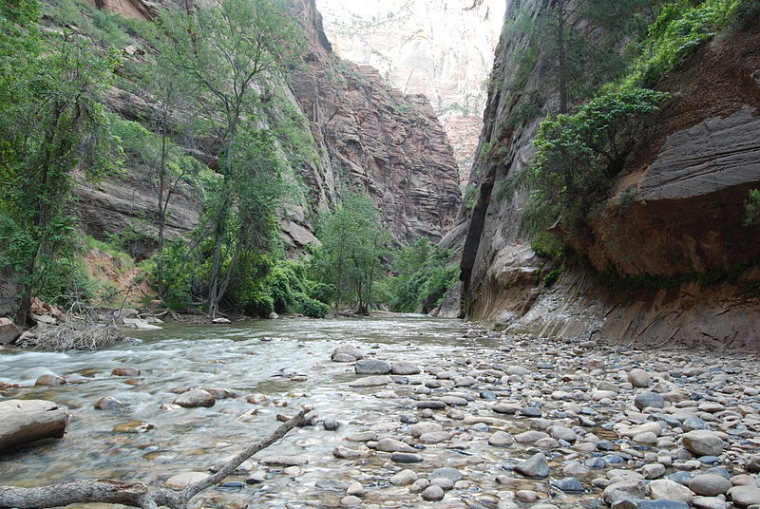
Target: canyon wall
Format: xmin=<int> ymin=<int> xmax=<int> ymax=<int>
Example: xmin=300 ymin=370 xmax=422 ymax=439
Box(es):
xmin=456 ymin=1 xmax=760 ymax=349
xmin=315 ymin=0 xmax=505 ymax=183
xmin=76 ymin=0 xmax=461 ymax=250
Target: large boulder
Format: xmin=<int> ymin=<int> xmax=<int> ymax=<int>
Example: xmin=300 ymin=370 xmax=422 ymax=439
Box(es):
xmin=331 ymin=344 xmax=363 ymax=362
xmin=0 ymin=317 xmax=21 ymax=345
xmin=0 ymin=400 xmax=68 ymax=452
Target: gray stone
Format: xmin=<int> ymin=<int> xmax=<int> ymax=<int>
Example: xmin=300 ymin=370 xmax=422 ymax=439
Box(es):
xmin=164 ymin=472 xmax=208 ymax=489
xmin=648 ymin=479 xmax=694 ymax=503
xmin=514 ymin=453 xmax=550 ymax=479
xmin=634 ymin=392 xmax=666 ymax=410
xmin=421 ymin=485 xmax=445 ymax=501
xmin=488 ymin=431 xmax=515 ymax=447
xmin=628 ymin=368 xmax=650 ymax=388
xmin=375 ymin=438 xmax=416 ymax=453
xmin=728 ymin=486 xmax=760 ymax=508
xmin=323 ymin=418 xmax=340 ymax=431
xmin=391 ymin=453 xmax=422 ymax=463
xmin=355 ymin=359 xmax=391 ymax=374
xmin=332 ymin=345 xmax=363 ymax=362
xmin=392 ymin=362 xmax=420 ymax=375
xmin=348 ymin=375 xmax=391 ymax=387
xmin=390 ymin=469 xmax=418 ymax=486
xmin=173 ymin=389 xmax=215 ymax=408
xmin=688 ymin=474 xmax=731 ymax=496
xmin=260 ymin=454 xmax=308 ymax=466
xmin=603 ymin=480 xmax=648 ymax=505
xmin=682 ymin=430 xmax=724 ymax=457
xmin=551 ymin=477 xmax=585 ymax=494
xmin=429 ymin=467 xmax=462 ymax=482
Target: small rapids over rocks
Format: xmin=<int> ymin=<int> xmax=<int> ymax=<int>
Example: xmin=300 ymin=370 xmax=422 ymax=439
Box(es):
xmin=1 ymin=315 xmax=759 ymax=509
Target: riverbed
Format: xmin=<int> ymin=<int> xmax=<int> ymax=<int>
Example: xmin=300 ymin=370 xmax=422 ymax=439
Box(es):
xmin=0 ymin=315 xmax=759 ymax=509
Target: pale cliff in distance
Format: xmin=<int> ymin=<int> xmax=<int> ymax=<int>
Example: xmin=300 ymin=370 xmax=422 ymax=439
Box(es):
xmin=316 ymin=0 xmax=505 ymax=184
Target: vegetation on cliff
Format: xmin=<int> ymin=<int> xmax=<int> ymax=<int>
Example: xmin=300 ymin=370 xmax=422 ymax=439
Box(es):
xmin=496 ymin=0 xmax=755 ymax=263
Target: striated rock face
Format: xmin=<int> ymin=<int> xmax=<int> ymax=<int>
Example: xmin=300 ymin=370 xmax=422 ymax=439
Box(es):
xmin=315 ymin=0 xmax=505 ymax=183
xmin=74 ymin=0 xmax=461 ymax=246
xmin=457 ymin=3 xmax=760 ymax=349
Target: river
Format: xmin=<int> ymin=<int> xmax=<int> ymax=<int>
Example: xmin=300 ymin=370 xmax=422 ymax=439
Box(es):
xmin=1 ymin=315 xmax=758 ymax=508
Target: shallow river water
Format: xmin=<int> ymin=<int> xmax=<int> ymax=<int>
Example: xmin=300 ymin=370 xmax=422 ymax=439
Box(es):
xmin=2 ymin=315 xmax=759 ymax=509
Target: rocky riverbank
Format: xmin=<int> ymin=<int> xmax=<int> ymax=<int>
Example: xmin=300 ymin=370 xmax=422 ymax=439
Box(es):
xmin=1 ymin=320 xmax=759 ymax=509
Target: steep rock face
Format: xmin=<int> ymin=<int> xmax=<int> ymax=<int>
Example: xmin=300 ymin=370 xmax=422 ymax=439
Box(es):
xmin=75 ymin=0 xmax=461 ymax=247
xmin=280 ymin=0 xmax=461 ymax=243
xmin=458 ymin=3 xmax=760 ymax=349
xmin=315 ymin=0 xmax=505 ymax=183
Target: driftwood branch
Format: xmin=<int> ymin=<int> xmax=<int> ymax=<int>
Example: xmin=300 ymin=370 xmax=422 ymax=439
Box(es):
xmin=0 ymin=407 xmax=310 ymax=509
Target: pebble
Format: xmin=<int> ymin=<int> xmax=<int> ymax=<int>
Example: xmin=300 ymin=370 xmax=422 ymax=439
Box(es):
xmin=173 ymin=389 xmax=215 ymax=408
xmin=514 ymin=452 xmax=550 ymax=478
xmin=682 ymin=430 xmax=725 ymax=456
xmin=421 ymin=485 xmax=445 ymax=501
xmin=634 ymin=392 xmax=666 ymax=410
xmin=689 ymin=474 xmax=732 ymax=496
xmin=355 ymin=359 xmax=391 ymax=374
xmin=390 ymin=469 xmax=418 ymax=486
xmin=628 ymin=368 xmax=650 ymax=388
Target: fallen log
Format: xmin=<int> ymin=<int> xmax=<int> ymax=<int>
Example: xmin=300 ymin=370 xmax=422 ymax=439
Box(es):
xmin=0 ymin=406 xmax=310 ymax=509
xmin=0 ymin=400 xmax=69 ymax=452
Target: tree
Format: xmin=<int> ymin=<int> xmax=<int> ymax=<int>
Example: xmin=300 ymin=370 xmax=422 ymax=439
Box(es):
xmin=313 ymin=193 xmax=391 ymax=315
xmin=525 ymin=87 xmax=668 ymax=235
xmin=0 ymin=2 xmax=118 ymax=322
xmin=155 ymin=0 xmax=303 ymax=316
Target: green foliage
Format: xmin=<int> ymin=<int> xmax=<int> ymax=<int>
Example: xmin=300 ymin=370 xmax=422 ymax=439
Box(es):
xmin=624 ymin=0 xmax=743 ymax=88
xmin=312 ymin=193 xmax=392 ymax=314
xmin=381 ymin=238 xmax=457 ymax=313
xmin=727 ymin=0 xmax=760 ymax=31
xmin=46 ymin=0 xmax=137 ymax=48
xmin=745 ymin=189 xmax=760 ymax=226
xmin=524 ymin=87 xmax=668 ymax=238
xmin=0 ymin=5 xmax=120 ymax=318
xmin=463 ymin=185 xmax=478 ymax=210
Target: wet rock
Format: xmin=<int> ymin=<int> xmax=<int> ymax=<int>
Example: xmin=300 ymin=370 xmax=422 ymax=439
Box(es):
xmin=728 ymin=485 xmax=760 ymax=508
xmin=165 ymin=471 xmax=209 ymax=489
xmin=348 ymin=375 xmax=390 ymax=387
xmin=0 ymin=318 xmax=21 ymax=345
xmin=333 ymin=447 xmax=366 ymax=459
xmin=94 ymin=396 xmax=129 ymax=410
xmin=416 ymin=400 xmax=446 ymax=409
xmin=332 ymin=345 xmax=363 ymax=362
xmin=419 ymin=431 xmax=451 ymax=444
xmin=346 ymin=431 xmax=377 ymax=442
xmin=203 ymin=388 xmax=239 ymax=399
xmin=515 ymin=490 xmax=539 ymax=503
xmin=346 ymin=481 xmax=365 ymax=496
xmin=628 ymin=368 xmax=651 ymax=388
xmin=323 ymin=418 xmax=340 ymax=431
xmin=111 ymin=367 xmax=140 ymax=377
xmin=375 ymin=437 xmax=417 ymax=453
xmin=634 ymin=392 xmax=665 ymax=410
xmin=648 ymin=479 xmax=694 ymax=503
xmin=612 ymin=501 xmax=690 ymax=509
xmin=390 ymin=469 xmax=418 ymax=486
xmin=0 ymin=399 xmax=68 ymax=451
xmin=245 ymin=470 xmax=266 ymax=484
xmin=603 ymin=480 xmax=648 ymax=505
xmin=355 ymin=359 xmax=391 ymax=374
xmin=391 ymin=362 xmax=420 ymax=375
xmin=173 ymin=389 xmax=215 ymax=408
xmin=421 ymin=485 xmax=445 ymax=501
xmin=642 ymin=463 xmax=667 ymax=479
xmin=488 ymin=431 xmax=515 ymax=447
xmin=682 ymin=430 xmax=724 ymax=456
xmin=113 ymin=420 xmax=154 ymax=433
xmin=341 ymin=495 xmax=361 ymax=507
xmin=493 ymin=403 xmax=520 ymax=414
xmin=411 ymin=422 xmax=442 ymax=437
xmin=35 ymin=374 xmax=66 ymax=386
xmin=260 ymin=454 xmax=308 ymax=466
xmin=683 ymin=417 xmax=708 ymax=432
xmin=429 ymin=467 xmax=462 ymax=482
xmin=514 ymin=452 xmax=550 ymax=479
xmin=515 ymin=430 xmax=550 ymax=444
xmin=551 ymin=477 xmax=585 ymax=493
xmin=391 ymin=452 xmax=422 ymax=463
xmin=688 ymin=474 xmax=732 ymax=496
xmin=691 ymin=496 xmax=730 ymax=509
xmin=316 ymin=479 xmax=351 ymax=492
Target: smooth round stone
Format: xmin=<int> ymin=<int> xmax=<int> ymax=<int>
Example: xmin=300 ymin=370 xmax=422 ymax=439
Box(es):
xmin=429 ymin=467 xmax=462 ymax=482
xmin=35 ymin=374 xmax=66 ymax=386
xmin=94 ymin=396 xmax=128 ymax=410
xmin=346 ymin=481 xmax=365 ymax=496
xmin=689 ymin=474 xmax=732 ymax=496
xmin=667 ymin=471 xmax=694 ymax=485
xmin=488 ymin=431 xmax=515 ymax=447
xmin=410 ymin=479 xmax=430 ymax=493
xmin=683 ymin=417 xmax=709 ymax=432
xmin=597 ymin=440 xmax=616 ymax=451
xmin=419 ymin=431 xmax=451 ymax=444
xmin=165 ymin=471 xmax=208 ymax=489
xmin=493 ymin=403 xmax=520 ymax=414
xmin=323 ymin=418 xmax=340 ymax=431
xmin=515 ymin=430 xmax=550 ymax=444
xmin=316 ymin=479 xmax=350 ymax=492
xmin=113 ymin=420 xmax=154 ymax=433
xmin=391 ymin=362 xmax=420 ymax=375
xmin=417 ymin=400 xmax=446 ymax=409
xmin=391 ymin=453 xmax=422 ymax=463
xmin=375 ymin=438 xmax=416 ymax=453
xmin=430 ymin=477 xmax=454 ymax=490
xmin=691 ymin=496 xmax=730 ymax=509
xmin=390 ymin=469 xmax=418 ymax=486
xmin=634 ymin=392 xmax=666 ymax=410
xmin=332 ymin=345 xmax=362 ymax=362
xmin=551 ymin=477 xmax=585 ymax=493
xmin=682 ymin=430 xmax=725 ymax=456
xmin=586 ymin=457 xmax=607 ymax=469
xmin=520 ymin=406 xmax=542 ymax=417
xmin=603 ymin=480 xmax=648 ymax=505
xmin=480 ymin=390 xmax=497 ymax=400
xmin=341 ymin=495 xmax=362 ymax=507
xmin=515 ymin=490 xmax=538 ymax=502
xmin=112 ymin=367 xmax=140 ymax=377
xmin=173 ymin=389 xmax=215 ymax=408
xmin=400 ymin=414 xmax=418 ymax=424
xmin=629 ymin=368 xmax=651 ymax=388
xmin=612 ymin=501 xmax=689 ymax=509
xmin=421 ymin=485 xmax=445 ymax=501
xmin=727 ymin=485 xmax=760 ymax=508
xmin=642 ymin=463 xmax=666 ymax=479
xmin=549 ymin=425 xmax=577 ymax=442
xmin=411 ymin=422 xmax=443 ymax=437
xmin=355 ymin=359 xmax=391 ymax=374
xmin=648 ymin=479 xmax=695 ymax=503
xmin=515 ymin=452 xmax=550 ymax=479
